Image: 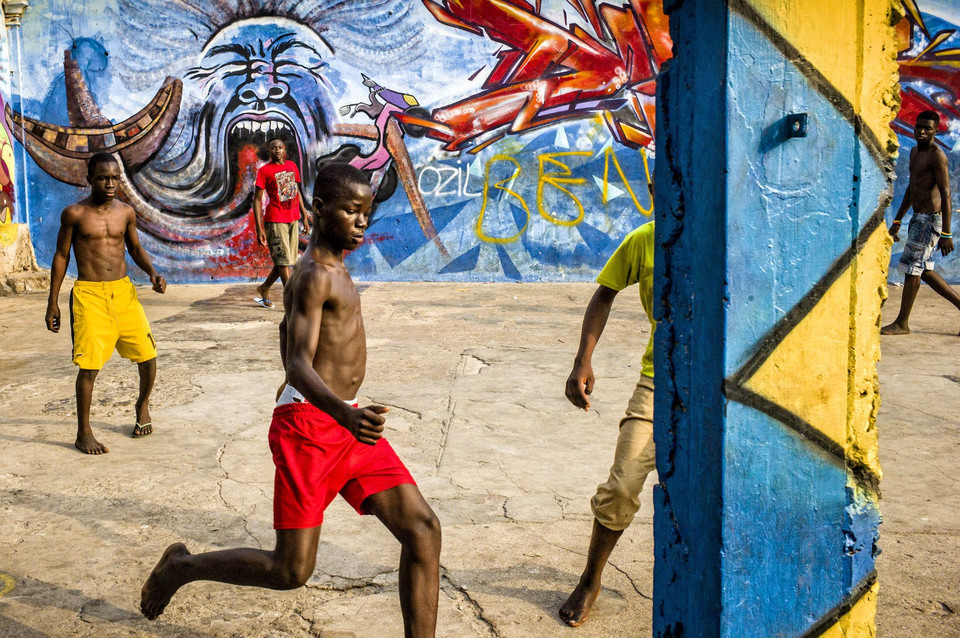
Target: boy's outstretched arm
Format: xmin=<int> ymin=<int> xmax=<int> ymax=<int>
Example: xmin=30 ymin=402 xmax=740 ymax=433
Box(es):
xmin=46 ymin=208 xmax=77 ymax=332
xmin=124 ymin=208 xmax=166 ymax=293
xmin=936 ymin=150 xmax=953 ymax=256
xmin=565 ymin=285 xmax=619 ymax=411
xmin=284 ymin=268 xmax=387 ymax=444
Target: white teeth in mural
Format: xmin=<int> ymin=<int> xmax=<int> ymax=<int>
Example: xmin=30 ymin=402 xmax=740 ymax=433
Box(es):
xmin=228 ymin=119 xmax=294 ymax=139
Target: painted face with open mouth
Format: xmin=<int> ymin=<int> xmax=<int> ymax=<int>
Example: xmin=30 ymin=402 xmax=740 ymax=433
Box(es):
xmin=172 ymin=20 xmax=335 ymax=210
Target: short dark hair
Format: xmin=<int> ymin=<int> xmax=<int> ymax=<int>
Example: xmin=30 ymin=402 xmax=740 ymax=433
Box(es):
xmin=917 ymin=110 xmax=940 ymax=126
xmin=267 ymin=137 xmax=285 ymax=147
xmin=87 ymin=152 xmax=118 ymax=176
xmin=312 ymin=163 xmax=371 ymax=205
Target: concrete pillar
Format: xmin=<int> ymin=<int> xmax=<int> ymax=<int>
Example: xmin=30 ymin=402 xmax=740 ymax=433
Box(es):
xmin=653 ymin=0 xmax=899 ymax=636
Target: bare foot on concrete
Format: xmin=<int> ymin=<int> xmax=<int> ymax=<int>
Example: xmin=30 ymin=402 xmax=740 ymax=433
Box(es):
xmin=75 ymin=433 xmax=108 ymax=455
xmin=559 ymin=579 xmax=601 ymax=627
xmin=141 ymin=542 xmax=190 ymax=620
xmin=881 ymin=322 xmax=910 ymax=335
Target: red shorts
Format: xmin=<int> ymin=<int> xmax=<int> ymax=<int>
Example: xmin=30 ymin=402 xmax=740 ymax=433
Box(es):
xmin=269 ymin=402 xmax=416 ymax=529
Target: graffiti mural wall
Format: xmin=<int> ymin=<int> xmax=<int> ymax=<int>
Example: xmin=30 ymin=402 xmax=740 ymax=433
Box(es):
xmin=891 ymin=0 xmax=960 ymax=283
xmin=10 ymin=0 xmax=668 ymax=282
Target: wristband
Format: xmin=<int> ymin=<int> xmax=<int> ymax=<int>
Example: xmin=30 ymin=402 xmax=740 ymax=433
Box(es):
xmin=941 ymin=232 xmax=952 ymax=239
xmin=891 ymin=220 xmax=901 ymax=226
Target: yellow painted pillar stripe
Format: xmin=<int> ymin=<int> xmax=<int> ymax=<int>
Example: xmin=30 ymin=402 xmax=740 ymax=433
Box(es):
xmin=819 ymin=581 xmax=880 ymax=638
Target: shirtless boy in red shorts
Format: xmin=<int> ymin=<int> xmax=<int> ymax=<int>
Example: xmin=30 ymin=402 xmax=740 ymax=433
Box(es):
xmin=141 ymin=164 xmax=441 ymax=637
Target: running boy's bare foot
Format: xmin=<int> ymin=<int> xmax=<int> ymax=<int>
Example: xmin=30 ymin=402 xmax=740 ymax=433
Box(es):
xmin=75 ymin=432 xmax=108 ymax=454
xmin=141 ymin=543 xmax=190 ymax=620
xmin=559 ymin=579 xmax=601 ymax=627
xmin=881 ymin=322 xmax=910 ymax=335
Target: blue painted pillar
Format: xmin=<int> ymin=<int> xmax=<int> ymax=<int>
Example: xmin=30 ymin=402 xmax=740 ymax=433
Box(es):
xmin=653 ymin=0 xmax=897 ymax=636
xmin=652 ymin=0 xmax=728 ymax=635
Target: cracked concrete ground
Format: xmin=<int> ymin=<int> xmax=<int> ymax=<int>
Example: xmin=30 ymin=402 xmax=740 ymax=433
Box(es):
xmin=0 ymin=282 xmax=957 ymax=637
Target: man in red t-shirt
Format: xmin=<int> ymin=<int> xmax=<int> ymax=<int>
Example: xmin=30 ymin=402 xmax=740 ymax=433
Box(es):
xmin=253 ymin=138 xmax=313 ymax=308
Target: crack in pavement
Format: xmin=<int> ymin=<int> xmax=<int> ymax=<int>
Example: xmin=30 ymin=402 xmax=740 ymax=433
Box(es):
xmin=368 ymin=400 xmax=423 ymax=420
xmin=930 ymin=464 xmax=959 ymax=484
xmin=436 ymin=352 xmax=477 ymax=472
xmin=306 ymin=567 xmax=395 ymax=593
xmin=436 ymin=396 xmax=457 ymax=471
xmin=293 ymin=605 xmax=319 ymax=636
xmin=496 ymin=460 xmax=529 ymax=497
xmin=606 ymin=560 xmax=653 ymax=601
xmin=306 ymin=579 xmax=385 ymax=594
xmin=216 ymin=440 xmax=262 ymax=549
xmin=527 ymin=526 xmax=651 ymax=600
xmin=882 ymin=399 xmax=958 ymax=424
xmin=440 ymin=567 xmax=502 ymax=637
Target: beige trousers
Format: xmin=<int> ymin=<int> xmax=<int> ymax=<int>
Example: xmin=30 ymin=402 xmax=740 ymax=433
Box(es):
xmin=590 ymin=375 xmax=656 ymax=531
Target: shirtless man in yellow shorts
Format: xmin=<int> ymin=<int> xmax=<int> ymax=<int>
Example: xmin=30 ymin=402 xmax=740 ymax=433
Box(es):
xmin=45 ymin=153 xmax=167 ymax=454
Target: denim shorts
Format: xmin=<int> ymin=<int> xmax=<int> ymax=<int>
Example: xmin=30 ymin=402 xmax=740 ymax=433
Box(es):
xmin=898 ymin=212 xmax=942 ymax=276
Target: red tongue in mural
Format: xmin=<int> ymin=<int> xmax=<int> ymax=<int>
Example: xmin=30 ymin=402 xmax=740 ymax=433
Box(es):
xmin=236 ymin=144 xmax=261 ymax=197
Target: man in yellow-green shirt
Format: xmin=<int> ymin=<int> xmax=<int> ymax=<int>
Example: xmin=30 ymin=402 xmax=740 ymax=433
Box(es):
xmin=559 ymin=220 xmax=656 ymax=627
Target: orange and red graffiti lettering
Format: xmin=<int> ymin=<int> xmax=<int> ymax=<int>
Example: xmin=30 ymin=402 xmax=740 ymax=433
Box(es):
xmin=400 ymin=0 xmax=671 ymax=151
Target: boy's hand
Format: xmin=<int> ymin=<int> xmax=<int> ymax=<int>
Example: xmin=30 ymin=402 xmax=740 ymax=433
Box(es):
xmin=256 ymin=226 xmax=267 ymax=247
xmin=150 ymin=274 xmax=167 ymax=293
xmin=344 ymin=405 xmax=389 ymax=445
xmin=301 ymin=217 xmax=311 ymax=235
xmin=939 ymin=236 xmax=954 ymax=256
xmin=889 ymin=221 xmax=901 ymax=242
xmin=565 ymin=364 xmax=595 ymax=411
xmin=45 ymin=303 xmax=61 ymax=333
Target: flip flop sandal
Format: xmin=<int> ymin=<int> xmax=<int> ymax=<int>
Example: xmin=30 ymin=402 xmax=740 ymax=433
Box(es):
xmin=133 ymin=422 xmax=152 ymax=438
xmin=253 ymin=297 xmax=274 ymax=309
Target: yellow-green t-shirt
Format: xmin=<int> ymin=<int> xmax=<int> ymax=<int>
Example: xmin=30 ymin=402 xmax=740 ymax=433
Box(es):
xmin=595 ymin=221 xmax=655 ymax=378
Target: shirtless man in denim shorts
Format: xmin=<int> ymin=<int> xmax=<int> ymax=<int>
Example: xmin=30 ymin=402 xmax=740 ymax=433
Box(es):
xmin=882 ymin=110 xmax=959 ymax=336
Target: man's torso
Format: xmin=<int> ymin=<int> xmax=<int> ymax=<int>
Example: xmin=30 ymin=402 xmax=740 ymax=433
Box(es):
xmin=260 ymin=161 xmax=300 ymax=222
xmin=71 ymin=199 xmax=131 ymax=282
xmin=285 ymin=251 xmax=367 ymax=400
xmin=909 ymin=146 xmax=945 ymax=214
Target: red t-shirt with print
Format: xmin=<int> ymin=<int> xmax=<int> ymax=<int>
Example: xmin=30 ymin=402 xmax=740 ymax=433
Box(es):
xmin=256 ymin=160 xmax=301 ymax=223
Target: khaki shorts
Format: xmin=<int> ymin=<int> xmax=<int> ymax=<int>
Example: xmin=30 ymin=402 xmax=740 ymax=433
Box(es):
xmin=591 ymin=375 xmax=656 ymax=531
xmin=266 ymin=221 xmax=300 ymax=267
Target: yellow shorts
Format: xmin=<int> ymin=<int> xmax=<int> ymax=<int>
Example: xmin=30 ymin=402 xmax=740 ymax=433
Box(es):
xmin=70 ymin=277 xmax=157 ymax=370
